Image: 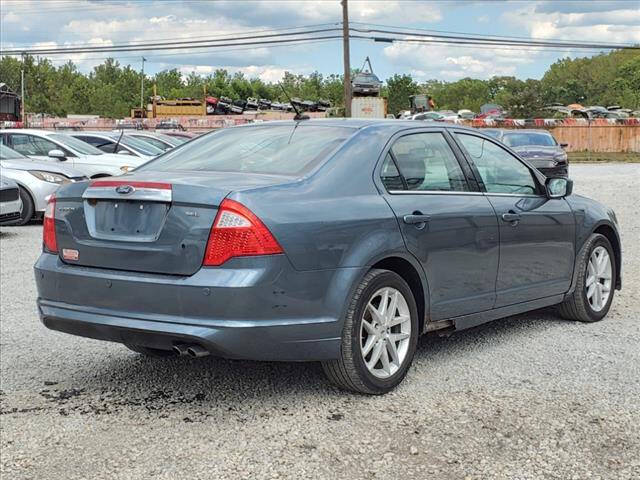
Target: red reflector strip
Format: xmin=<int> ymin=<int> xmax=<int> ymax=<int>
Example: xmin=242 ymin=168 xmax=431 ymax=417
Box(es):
xmin=89 ymin=180 xmax=172 ymax=190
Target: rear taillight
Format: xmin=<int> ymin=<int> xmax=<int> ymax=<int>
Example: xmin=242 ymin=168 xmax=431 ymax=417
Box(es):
xmin=43 ymin=194 xmax=57 ymax=253
xmin=203 ymin=199 xmax=283 ymax=266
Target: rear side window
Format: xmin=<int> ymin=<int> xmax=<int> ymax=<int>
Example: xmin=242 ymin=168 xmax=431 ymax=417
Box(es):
xmin=141 ymin=125 xmax=354 ymax=176
xmin=383 ymin=132 xmax=468 ymax=192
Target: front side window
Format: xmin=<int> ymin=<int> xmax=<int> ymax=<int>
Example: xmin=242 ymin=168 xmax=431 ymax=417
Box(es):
xmin=9 ymin=134 xmax=57 ymax=156
xmin=455 ymin=133 xmax=538 ymax=195
xmin=385 ymin=132 xmax=468 ymax=192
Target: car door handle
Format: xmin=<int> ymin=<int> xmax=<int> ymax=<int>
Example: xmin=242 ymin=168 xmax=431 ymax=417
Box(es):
xmin=501 ymin=212 xmax=521 ymax=223
xmin=403 ymin=214 xmax=431 ymax=225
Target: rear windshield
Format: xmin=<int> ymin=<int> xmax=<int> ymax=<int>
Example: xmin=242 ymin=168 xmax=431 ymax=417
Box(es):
xmin=502 ymin=132 xmax=556 ymax=147
xmin=140 ymin=125 xmax=354 ymax=175
xmin=49 ymin=133 xmax=104 ymax=155
xmin=104 ymin=134 xmax=164 ymax=156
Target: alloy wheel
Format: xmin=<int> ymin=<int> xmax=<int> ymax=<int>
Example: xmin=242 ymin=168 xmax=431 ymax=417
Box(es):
xmin=360 ymin=287 xmax=411 ymax=379
xmin=585 ymin=246 xmax=612 ymax=312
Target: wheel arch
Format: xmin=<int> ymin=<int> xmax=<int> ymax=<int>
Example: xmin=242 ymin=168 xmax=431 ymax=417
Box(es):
xmin=593 ymin=223 xmax=622 ymax=290
xmin=368 ymin=255 xmax=430 ymax=334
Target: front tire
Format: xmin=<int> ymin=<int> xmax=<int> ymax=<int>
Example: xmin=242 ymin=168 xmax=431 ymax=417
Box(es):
xmin=322 ymin=269 xmax=419 ymax=394
xmin=558 ymin=233 xmax=616 ymax=322
xmin=13 ymin=187 xmax=34 ymax=226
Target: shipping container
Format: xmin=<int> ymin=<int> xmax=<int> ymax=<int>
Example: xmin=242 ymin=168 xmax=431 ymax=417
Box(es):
xmin=351 ymin=97 xmax=387 ymax=119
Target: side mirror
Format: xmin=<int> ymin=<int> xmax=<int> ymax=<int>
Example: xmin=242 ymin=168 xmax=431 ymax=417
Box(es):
xmin=546 ymin=177 xmax=573 ymax=199
xmin=48 ymin=149 xmax=66 ymax=160
xmin=560 ymin=143 xmax=569 ymax=148
xmin=117 ymin=150 xmax=132 ymax=155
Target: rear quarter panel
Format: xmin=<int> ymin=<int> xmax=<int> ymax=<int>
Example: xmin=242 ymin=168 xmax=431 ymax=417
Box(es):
xmin=232 ymin=126 xmax=408 ymax=272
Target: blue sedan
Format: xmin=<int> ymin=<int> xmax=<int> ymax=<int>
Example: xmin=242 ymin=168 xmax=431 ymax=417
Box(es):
xmin=34 ymin=120 xmax=621 ymax=394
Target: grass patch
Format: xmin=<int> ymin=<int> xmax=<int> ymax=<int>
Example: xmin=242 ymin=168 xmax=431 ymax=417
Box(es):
xmin=569 ymin=152 xmax=640 ymax=163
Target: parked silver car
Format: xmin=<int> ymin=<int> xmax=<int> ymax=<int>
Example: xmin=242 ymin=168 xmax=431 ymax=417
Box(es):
xmin=0 ymin=177 xmax=22 ymax=225
xmin=0 ymin=144 xmax=88 ymax=224
xmin=0 ymin=129 xmax=148 ymax=177
xmin=69 ymin=131 xmax=163 ymax=159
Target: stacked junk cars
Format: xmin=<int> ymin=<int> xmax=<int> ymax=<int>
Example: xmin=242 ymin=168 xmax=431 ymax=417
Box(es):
xmin=132 ymin=84 xmax=331 ymax=119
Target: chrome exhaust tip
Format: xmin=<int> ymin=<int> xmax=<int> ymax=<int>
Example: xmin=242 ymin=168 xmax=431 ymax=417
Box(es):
xmin=172 ymin=344 xmax=190 ymax=356
xmin=186 ymin=345 xmax=210 ymax=358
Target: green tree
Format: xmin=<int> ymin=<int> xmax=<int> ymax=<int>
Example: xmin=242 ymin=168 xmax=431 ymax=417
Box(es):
xmin=385 ymin=74 xmax=419 ymax=115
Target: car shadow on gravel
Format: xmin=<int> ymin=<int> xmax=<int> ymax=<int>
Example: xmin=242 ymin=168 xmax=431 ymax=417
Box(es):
xmin=21 ymin=307 xmax=576 ymax=417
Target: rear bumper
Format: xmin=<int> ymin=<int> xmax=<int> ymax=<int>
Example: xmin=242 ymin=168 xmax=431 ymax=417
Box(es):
xmin=35 ymin=253 xmax=365 ymax=361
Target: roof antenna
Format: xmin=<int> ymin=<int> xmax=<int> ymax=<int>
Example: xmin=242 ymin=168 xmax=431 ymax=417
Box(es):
xmin=279 ymin=83 xmax=309 ymax=121
xmin=114 ymin=129 xmax=124 ymax=153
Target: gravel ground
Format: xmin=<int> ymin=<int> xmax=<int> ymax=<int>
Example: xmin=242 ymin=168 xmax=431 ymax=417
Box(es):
xmin=1 ymin=163 xmax=639 ymax=479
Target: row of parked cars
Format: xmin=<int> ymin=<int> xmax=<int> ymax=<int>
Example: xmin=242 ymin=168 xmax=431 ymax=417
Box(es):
xmin=0 ymin=129 xmax=189 ymax=225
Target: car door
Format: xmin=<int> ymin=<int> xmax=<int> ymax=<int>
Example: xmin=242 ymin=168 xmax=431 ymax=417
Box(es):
xmin=454 ymin=132 xmax=575 ymax=307
xmin=379 ymin=130 xmax=500 ymax=320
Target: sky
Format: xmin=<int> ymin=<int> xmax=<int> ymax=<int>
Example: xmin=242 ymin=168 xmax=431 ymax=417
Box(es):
xmin=1 ymin=0 xmax=639 ymax=83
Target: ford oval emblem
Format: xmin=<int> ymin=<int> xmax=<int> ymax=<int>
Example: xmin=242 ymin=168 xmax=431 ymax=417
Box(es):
xmin=115 ymin=185 xmax=135 ymax=195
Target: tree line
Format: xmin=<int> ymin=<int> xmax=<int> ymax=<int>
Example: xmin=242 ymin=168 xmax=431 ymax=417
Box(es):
xmin=0 ymin=49 xmax=637 ymax=119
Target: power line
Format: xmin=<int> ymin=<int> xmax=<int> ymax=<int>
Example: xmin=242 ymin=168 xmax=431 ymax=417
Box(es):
xmin=349 ymin=21 xmax=638 ymax=48
xmin=1 ymin=27 xmax=343 ymax=55
xmin=350 ymin=27 xmax=640 ymax=50
xmin=3 ymin=22 xmax=339 ymax=49
xmin=36 ymin=38 xmax=341 ymax=63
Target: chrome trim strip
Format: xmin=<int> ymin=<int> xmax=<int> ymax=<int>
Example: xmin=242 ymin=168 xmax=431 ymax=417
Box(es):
xmin=388 ymin=190 xmax=483 ymax=196
xmin=484 ymin=193 xmax=545 ymax=198
xmin=388 ymin=190 xmax=545 ymax=199
xmin=82 ymin=186 xmax=172 ymax=203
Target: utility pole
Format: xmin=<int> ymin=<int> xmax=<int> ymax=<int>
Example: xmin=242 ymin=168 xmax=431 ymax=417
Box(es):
xmin=341 ymin=0 xmax=351 ymax=117
xmin=20 ymin=53 xmax=25 ymax=125
xmin=141 ymin=57 xmax=146 ymax=110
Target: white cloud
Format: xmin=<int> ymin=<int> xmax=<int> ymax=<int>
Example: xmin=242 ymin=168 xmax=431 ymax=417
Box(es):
xmin=383 ymin=37 xmax=537 ymax=80
xmin=503 ymin=3 xmax=640 ymax=44
xmin=477 ymin=15 xmax=490 ymax=23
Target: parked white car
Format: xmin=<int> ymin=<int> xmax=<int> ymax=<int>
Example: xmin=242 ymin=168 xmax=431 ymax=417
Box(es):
xmin=0 ymin=129 xmax=148 ymax=178
xmin=0 ymin=144 xmax=87 ymax=224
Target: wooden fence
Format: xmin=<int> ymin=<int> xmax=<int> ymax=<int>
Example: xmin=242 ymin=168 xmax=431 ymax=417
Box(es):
xmin=547 ymin=126 xmax=640 ymax=153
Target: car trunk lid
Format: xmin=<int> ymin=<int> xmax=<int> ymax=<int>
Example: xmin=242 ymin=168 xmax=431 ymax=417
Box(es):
xmin=53 ymin=171 xmax=292 ymax=275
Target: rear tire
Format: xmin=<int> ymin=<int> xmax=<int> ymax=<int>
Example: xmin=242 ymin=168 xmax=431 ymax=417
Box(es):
xmin=557 ymin=233 xmax=616 ymax=322
xmin=124 ymin=344 xmax=177 ymax=358
xmin=322 ymin=269 xmax=419 ymax=394
xmin=13 ymin=187 xmax=34 ymax=226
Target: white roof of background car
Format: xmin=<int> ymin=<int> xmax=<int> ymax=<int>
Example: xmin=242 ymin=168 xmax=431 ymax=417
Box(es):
xmin=0 ymin=129 xmax=72 ymax=136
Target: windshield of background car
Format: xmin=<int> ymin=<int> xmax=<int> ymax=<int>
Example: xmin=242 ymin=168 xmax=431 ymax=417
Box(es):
xmin=141 ymin=125 xmax=354 ymax=176
xmin=0 ymin=144 xmax=27 ymax=159
xmin=502 ymin=132 xmax=556 ymax=147
xmin=49 ymin=133 xmax=104 ymax=155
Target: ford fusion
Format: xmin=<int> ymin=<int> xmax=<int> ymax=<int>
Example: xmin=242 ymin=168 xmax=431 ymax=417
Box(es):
xmin=35 ymin=120 xmax=622 ymax=394
xmin=496 ymin=129 xmax=569 ymax=177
